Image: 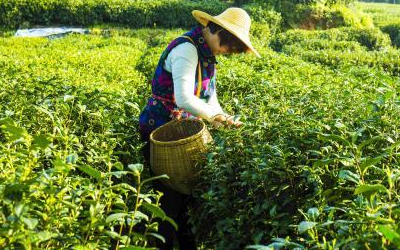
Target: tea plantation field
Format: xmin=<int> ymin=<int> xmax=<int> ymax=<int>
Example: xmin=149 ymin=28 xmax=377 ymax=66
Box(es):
xmin=1 ymin=3 xmax=400 ymax=250
xmin=355 ymin=1 xmax=400 ymax=26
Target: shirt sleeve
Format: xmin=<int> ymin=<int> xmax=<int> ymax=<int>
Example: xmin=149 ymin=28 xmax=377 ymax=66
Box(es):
xmin=208 ymin=89 xmax=225 ymax=115
xmin=164 ymin=42 xmax=223 ymax=122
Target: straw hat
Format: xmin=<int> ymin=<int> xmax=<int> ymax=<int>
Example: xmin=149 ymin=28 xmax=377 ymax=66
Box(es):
xmin=192 ymin=7 xmax=260 ymax=58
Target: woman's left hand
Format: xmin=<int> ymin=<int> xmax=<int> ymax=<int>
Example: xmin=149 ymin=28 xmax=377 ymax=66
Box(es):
xmin=225 ymin=115 xmax=243 ymax=127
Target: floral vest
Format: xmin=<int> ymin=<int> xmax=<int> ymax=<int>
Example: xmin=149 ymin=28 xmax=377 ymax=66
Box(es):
xmin=139 ymin=26 xmax=217 ymax=140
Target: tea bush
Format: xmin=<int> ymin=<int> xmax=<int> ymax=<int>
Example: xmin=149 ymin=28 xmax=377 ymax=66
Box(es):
xmin=354 ymin=1 xmax=400 ymax=27
xmin=0 ymin=79 xmax=174 ymax=249
xmin=189 ymin=45 xmax=400 ymax=250
xmin=355 ymin=2 xmax=400 ymax=47
xmin=230 ymin=0 xmax=356 ymax=7
xmin=270 ymin=27 xmax=398 ymax=76
xmin=1 ymin=5 xmax=400 ymax=249
xmin=0 ymin=0 xmax=228 ymax=29
xmin=0 ymin=34 xmax=177 ymax=249
xmin=282 ymin=3 xmax=373 ymax=30
xmin=282 ymin=45 xmax=400 ymax=76
xmin=381 ymin=23 xmax=400 ymax=47
xmin=286 ymin=39 xmax=364 ymax=51
xmin=242 ymin=3 xmax=282 ymax=36
xmin=270 ymin=27 xmax=391 ymax=51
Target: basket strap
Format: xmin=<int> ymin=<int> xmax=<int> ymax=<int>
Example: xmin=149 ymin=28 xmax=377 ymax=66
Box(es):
xmin=152 ymin=94 xmax=174 ymax=103
xmin=179 ymin=35 xmax=202 ymax=98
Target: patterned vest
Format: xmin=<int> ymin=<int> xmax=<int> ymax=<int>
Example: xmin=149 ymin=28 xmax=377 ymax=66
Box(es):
xmin=139 ymin=26 xmax=217 ymax=140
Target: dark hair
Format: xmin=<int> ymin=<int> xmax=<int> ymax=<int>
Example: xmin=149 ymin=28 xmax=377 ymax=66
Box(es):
xmin=206 ymin=21 xmax=248 ymax=54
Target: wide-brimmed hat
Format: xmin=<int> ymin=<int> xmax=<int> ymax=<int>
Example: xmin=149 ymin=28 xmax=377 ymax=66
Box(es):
xmin=192 ymin=7 xmax=260 ymax=58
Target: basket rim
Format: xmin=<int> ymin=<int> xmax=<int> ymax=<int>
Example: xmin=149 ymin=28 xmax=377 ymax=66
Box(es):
xmin=150 ymin=119 xmax=207 ymax=147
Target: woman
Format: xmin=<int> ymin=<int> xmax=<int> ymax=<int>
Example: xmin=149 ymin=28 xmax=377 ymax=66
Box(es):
xmin=138 ymin=7 xmax=260 ymax=250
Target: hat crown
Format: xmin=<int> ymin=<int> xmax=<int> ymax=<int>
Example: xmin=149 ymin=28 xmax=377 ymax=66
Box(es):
xmin=216 ymin=7 xmax=251 ymax=33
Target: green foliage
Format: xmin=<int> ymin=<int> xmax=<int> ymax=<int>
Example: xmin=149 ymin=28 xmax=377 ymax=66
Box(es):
xmin=355 ymin=1 xmax=400 ymax=27
xmin=283 ymin=38 xmax=365 ymax=51
xmin=229 ymin=0 xmax=356 ymax=7
xmin=0 ymin=33 xmax=177 ymax=249
xmin=1 ymin=3 xmax=400 ymax=249
xmin=270 ymin=28 xmax=398 ymax=76
xmin=0 ymin=83 xmax=173 ymax=248
xmin=381 ymin=23 xmax=400 ymax=47
xmin=282 ymin=44 xmax=400 ymax=76
xmin=283 ymin=3 xmax=373 ymax=29
xmin=361 ymin=0 xmax=399 ymax=4
xmin=242 ymin=3 xmax=282 ymax=36
xmin=188 ymin=45 xmax=400 ymax=249
xmin=0 ymin=0 xmax=228 ymax=29
xmin=270 ymin=27 xmax=391 ymax=51
xmin=356 ymin=2 xmax=400 ymax=47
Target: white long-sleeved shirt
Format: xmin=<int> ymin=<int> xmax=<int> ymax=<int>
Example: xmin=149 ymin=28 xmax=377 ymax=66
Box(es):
xmin=163 ymin=42 xmax=225 ymax=122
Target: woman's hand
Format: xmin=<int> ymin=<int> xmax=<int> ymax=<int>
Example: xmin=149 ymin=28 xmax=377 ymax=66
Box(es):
xmin=226 ymin=115 xmax=243 ymax=127
xmin=212 ymin=114 xmax=242 ymax=128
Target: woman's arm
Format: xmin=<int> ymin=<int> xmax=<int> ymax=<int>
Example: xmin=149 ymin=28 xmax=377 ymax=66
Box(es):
xmin=165 ymin=42 xmax=223 ymax=122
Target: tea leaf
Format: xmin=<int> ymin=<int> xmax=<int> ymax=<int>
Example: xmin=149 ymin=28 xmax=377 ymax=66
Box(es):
xmin=356 ymin=136 xmax=383 ymax=153
xmin=318 ymin=133 xmax=351 ymax=147
xmin=53 ymin=157 xmax=71 ymax=173
xmin=141 ymin=174 xmax=169 ymax=186
xmin=142 ymin=203 xmax=166 ymax=220
xmin=339 ymin=170 xmax=360 ymax=184
xmin=354 ymin=184 xmax=388 ymax=195
xmin=32 ymin=134 xmax=52 ymax=149
xmin=377 ymin=225 xmax=400 ymax=242
xmin=66 ymin=154 xmax=78 ymax=164
xmin=360 ymin=156 xmax=384 ymax=174
xmin=246 ymin=245 xmax=272 ymax=250
xmin=267 ymin=242 xmax=285 ymax=249
xmin=105 ymin=230 xmax=122 ymax=239
xmin=77 ymin=165 xmax=102 ymax=181
xmin=32 ymin=231 xmax=58 ymax=244
xmin=21 ymin=216 xmax=38 ymax=230
xmin=298 ymin=221 xmax=317 ymax=234
xmin=307 ymin=207 xmax=320 ymax=220
xmin=128 ymin=164 xmax=144 ymax=176
xmin=106 ymin=213 xmax=128 ymax=224
xmin=124 ymin=101 xmax=141 ymax=112
xmin=165 ymin=216 xmax=178 ymax=231
xmin=106 ymin=171 xmax=130 ymax=178
xmin=14 ymin=203 xmax=24 ymax=217
xmin=120 ymin=246 xmax=157 ymax=250
xmin=0 ymin=118 xmax=28 ymax=141
xmin=63 ymin=95 xmax=75 ymax=102
xmin=146 ymin=232 xmax=165 ymax=243
xmin=114 ymin=162 xmax=124 ymax=171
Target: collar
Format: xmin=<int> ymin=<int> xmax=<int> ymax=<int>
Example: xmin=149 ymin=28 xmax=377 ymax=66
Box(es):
xmin=186 ymin=26 xmax=217 ymax=64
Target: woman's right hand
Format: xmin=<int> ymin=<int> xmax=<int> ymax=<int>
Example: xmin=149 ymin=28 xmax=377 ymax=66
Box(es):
xmin=226 ymin=115 xmax=243 ymax=127
xmin=212 ymin=114 xmax=242 ymax=128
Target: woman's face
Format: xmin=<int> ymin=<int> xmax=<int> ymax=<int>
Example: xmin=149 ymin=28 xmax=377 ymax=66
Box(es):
xmin=204 ymin=28 xmax=231 ymax=56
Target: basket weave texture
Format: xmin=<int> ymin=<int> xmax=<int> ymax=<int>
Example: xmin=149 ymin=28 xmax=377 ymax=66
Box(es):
xmin=150 ymin=119 xmax=213 ymax=194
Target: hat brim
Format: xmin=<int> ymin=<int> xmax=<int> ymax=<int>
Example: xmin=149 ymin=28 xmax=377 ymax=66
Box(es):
xmin=192 ymin=10 xmax=261 ymax=58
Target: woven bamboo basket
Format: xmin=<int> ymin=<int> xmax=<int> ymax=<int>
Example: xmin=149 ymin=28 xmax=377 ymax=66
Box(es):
xmin=149 ymin=119 xmax=213 ymax=194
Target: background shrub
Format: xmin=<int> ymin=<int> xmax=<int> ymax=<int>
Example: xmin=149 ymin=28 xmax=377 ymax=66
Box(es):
xmin=229 ymin=0 xmax=357 ymax=7
xmin=270 ymin=27 xmax=391 ymax=51
xmin=355 ymin=2 xmax=400 ymax=27
xmin=0 ymin=0 xmax=228 ymax=29
xmin=242 ymin=3 xmax=282 ymax=36
xmin=381 ymin=23 xmax=400 ymax=47
xmin=283 ymin=3 xmax=373 ymax=30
